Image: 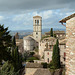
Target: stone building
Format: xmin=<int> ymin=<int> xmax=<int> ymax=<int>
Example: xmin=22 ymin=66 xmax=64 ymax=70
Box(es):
xmin=15 ymin=32 xmax=19 ymax=39
xmin=39 ymin=37 xmax=56 ymax=58
xmin=44 ymin=49 xmax=52 ymax=63
xmin=23 ymin=37 xmax=35 ymax=51
xmin=59 ymin=13 xmax=75 ymax=75
xmin=25 ymin=63 xmax=51 ymax=75
xmin=23 ymin=16 xmax=42 ymax=52
xmin=16 ymin=39 xmax=24 ymax=53
xmin=33 ymin=16 xmax=42 ymax=41
xmin=45 ymin=30 xmax=65 ymax=39
xmin=39 ymin=37 xmax=66 ymax=64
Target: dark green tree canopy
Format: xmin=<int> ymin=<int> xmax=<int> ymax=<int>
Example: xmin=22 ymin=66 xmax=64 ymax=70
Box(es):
xmin=50 ymin=28 xmax=53 ymax=37
xmin=51 ymin=39 xmax=61 ymax=69
xmin=0 ymin=24 xmax=12 ymax=62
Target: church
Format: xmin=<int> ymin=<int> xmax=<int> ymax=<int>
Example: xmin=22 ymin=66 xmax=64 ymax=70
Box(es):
xmin=23 ymin=16 xmax=42 ymax=51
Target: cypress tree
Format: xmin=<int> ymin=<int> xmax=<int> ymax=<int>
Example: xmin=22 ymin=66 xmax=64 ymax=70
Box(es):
xmin=12 ymin=36 xmax=16 ymax=46
xmin=11 ymin=46 xmax=22 ymax=72
xmin=51 ymin=39 xmax=61 ymax=69
xmin=50 ymin=28 xmax=53 ymax=37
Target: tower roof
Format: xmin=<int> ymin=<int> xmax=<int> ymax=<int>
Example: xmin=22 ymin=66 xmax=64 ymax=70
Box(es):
xmin=33 ymin=15 xmax=42 ymax=18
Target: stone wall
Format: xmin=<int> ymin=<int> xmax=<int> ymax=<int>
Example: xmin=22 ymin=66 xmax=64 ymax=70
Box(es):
xmin=66 ymin=17 xmax=75 ymax=75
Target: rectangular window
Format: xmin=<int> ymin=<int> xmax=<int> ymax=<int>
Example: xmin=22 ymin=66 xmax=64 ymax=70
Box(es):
xmin=50 ymin=45 xmax=52 ymax=49
xmin=35 ymin=20 xmax=37 ymax=25
xmin=47 ymin=58 xmax=49 ymax=62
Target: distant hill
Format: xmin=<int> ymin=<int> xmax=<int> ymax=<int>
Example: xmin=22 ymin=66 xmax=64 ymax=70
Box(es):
xmin=10 ymin=28 xmax=66 ymax=39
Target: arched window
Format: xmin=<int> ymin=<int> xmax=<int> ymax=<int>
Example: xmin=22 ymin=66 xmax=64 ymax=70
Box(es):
xmin=37 ymin=20 xmax=39 ymax=25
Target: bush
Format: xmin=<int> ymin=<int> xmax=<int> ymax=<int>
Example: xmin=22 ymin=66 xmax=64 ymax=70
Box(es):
xmin=0 ymin=61 xmax=19 ymax=75
xmin=30 ymin=52 xmax=35 ymax=56
xmin=26 ymin=57 xmax=39 ymax=62
xmin=41 ymin=63 xmax=47 ymax=68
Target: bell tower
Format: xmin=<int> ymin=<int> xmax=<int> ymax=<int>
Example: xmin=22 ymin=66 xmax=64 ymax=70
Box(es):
xmin=33 ymin=16 xmax=42 ymax=41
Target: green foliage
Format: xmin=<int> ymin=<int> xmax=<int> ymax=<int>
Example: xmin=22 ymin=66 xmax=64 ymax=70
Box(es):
xmin=50 ymin=39 xmax=61 ymax=69
xmin=30 ymin=52 xmax=35 ymax=56
xmin=0 ymin=24 xmax=12 ymax=63
xmin=49 ymin=69 xmax=55 ymax=75
xmin=50 ymin=28 xmax=53 ymax=37
xmin=53 ymin=34 xmax=56 ymax=38
xmin=26 ymin=57 xmax=39 ymax=62
xmin=41 ymin=63 xmax=47 ymax=68
xmin=11 ymin=47 xmax=22 ymax=72
xmin=0 ymin=61 xmax=19 ymax=75
xmin=23 ymin=52 xmax=29 ymax=62
xmin=12 ymin=36 xmax=16 ymax=46
xmin=35 ymin=46 xmax=38 ymax=52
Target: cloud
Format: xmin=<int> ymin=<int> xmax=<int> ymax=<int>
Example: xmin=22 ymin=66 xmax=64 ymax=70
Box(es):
xmin=0 ymin=0 xmax=75 ymax=14
xmin=0 ymin=16 xmax=4 ymax=21
xmin=0 ymin=0 xmax=75 ymax=30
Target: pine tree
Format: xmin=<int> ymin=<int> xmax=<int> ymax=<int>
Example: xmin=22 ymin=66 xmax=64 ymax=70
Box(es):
xmin=50 ymin=28 xmax=53 ymax=37
xmin=0 ymin=24 xmax=12 ymax=63
xmin=51 ymin=39 xmax=61 ymax=69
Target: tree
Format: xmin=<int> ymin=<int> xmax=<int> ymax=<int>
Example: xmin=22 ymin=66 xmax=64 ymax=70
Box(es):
xmin=11 ymin=46 xmax=22 ymax=72
xmin=12 ymin=36 xmax=16 ymax=46
xmin=0 ymin=24 xmax=12 ymax=63
xmin=54 ymin=34 xmax=56 ymax=38
xmin=0 ymin=61 xmax=19 ymax=75
xmin=50 ymin=39 xmax=61 ymax=69
xmin=50 ymin=28 xmax=53 ymax=37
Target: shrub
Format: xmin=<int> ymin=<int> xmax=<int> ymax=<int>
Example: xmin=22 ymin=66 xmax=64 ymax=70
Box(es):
xmin=26 ymin=57 xmax=39 ymax=62
xmin=41 ymin=63 xmax=47 ymax=68
xmin=30 ymin=52 xmax=35 ymax=56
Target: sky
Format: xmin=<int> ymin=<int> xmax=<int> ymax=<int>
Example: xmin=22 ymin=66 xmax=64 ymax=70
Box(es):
xmin=0 ymin=0 xmax=75 ymax=31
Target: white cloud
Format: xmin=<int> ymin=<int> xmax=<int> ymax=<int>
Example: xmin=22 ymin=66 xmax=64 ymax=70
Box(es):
xmin=12 ymin=14 xmax=25 ymax=22
xmin=39 ymin=10 xmax=53 ymax=19
xmin=0 ymin=16 xmax=4 ymax=20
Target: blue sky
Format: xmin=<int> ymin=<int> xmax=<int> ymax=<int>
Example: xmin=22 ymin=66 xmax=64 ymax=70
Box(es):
xmin=0 ymin=0 xmax=75 ymax=31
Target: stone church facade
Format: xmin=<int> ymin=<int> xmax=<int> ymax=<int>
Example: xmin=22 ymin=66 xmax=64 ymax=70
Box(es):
xmin=23 ymin=16 xmax=42 ymax=51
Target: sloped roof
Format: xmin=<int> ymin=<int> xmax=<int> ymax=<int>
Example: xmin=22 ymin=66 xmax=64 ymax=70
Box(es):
xmin=59 ymin=39 xmax=67 ymax=45
xmin=43 ymin=37 xmax=56 ymax=41
xmin=26 ymin=63 xmax=43 ymax=68
xmin=33 ymin=68 xmax=51 ymax=75
xmin=45 ymin=31 xmax=65 ymax=35
xmin=33 ymin=15 xmax=42 ymax=18
xmin=24 ymin=37 xmax=35 ymax=41
xmin=59 ymin=13 xmax=75 ymax=23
